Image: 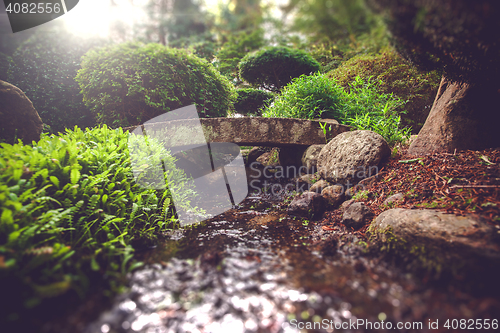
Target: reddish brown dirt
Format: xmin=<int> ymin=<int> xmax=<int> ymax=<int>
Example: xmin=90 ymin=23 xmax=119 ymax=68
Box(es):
xmin=323 ymin=148 xmax=500 ymax=232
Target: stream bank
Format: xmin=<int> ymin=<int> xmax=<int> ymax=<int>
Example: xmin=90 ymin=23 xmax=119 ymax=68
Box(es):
xmin=84 ymin=178 xmax=500 ymax=333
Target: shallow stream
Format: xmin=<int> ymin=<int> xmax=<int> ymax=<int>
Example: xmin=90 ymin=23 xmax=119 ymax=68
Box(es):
xmin=85 ymin=185 xmax=500 ymax=333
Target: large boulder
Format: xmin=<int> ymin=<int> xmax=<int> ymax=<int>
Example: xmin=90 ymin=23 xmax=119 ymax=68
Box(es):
xmin=0 ymin=80 xmax=43 ymax=144
xmin=301 ymin=144 xmax=324 ymax=173
xmin=368 ymin=208 xmax=500 ymax=278
xmin=317 ymin=130 xmax=390 ymax=185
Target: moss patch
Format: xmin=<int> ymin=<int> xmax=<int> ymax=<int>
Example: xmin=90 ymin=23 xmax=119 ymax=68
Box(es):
xmin=366 ymin=224 xmax=461 ymax=279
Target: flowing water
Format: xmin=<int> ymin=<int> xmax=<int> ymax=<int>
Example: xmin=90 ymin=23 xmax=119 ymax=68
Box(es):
xmin=85 ymin=183 xmax=500 ymax=333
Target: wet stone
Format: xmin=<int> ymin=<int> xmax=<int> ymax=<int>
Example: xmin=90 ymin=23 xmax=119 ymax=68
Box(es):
xmin=287 ymin=191 xmax=326 ymax=219
xmin=341 ymin=202 xmax=374 ymax=230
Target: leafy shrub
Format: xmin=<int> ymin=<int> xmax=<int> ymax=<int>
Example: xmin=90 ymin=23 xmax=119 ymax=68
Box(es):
xmin=7 ymin=31 xmax=105 ymax=133
xmin=0 ymin=125 xmax=195 ymax=322
xmin=341 ymin=75 xmax=406 ymax=119
xmin=263 ymin=73 xmax=410 ymax=145
xmin=263 ymin=72 xmax=345 ymax=119
xmin=76 ymin=42 xmax=236 ymax=128
xmin=329 ymin=49 xmax=441 ymax=132
xmin=234 ymin=88 xmax=274 ymax=115
xmin=238 ymin=46 xmax=321 ymax=92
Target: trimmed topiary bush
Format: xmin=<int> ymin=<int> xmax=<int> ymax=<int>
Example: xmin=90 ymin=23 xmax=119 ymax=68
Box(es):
xmin=7 ymin=31 xmax=105 ymax=133
xmin=238 ymin=46 xmax=321 ymax=92
xmin=329 ymin=49 xmax=441 ymax=132
xmin=234 ymin=88 xmax=274 ymax=115
xmin=76 ymin=42 xmax=236 ymax=128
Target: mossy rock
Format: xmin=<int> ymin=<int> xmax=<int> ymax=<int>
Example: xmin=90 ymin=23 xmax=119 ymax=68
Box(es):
xmin=367 ymin=208 xmax=500 ymax=283
xmin=329 ymin=49 xmax=441 ymax=133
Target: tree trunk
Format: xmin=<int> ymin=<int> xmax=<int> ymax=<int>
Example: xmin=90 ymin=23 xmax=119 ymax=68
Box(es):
xmin=407 ymin=76 xmax=500 ymax=156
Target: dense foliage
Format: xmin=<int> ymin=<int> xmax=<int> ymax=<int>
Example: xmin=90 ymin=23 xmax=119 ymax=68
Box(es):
xmin=0 ymin=125 xmax=195 ymax=322
xmin=371 ymin=0 xmax=500 ymax=84
xmin=76 ymin=42 xmax=236 ymax=128
xmin=238 ymin=46 xmax=321 ymax=92
xmin=263 ymin=73 xmax=344 ymax=119
xmin=285 ymin=0 xmax=379 ymax=44
xmin=233 ymin=88 xmax=274 ymax=115
xmin=7 ymin=31 xmax=105 ymax=133
xmin=329 ymin=49 xmax=441 ymax=131
xmin=263 ymin=73 xmax=409 ymax=145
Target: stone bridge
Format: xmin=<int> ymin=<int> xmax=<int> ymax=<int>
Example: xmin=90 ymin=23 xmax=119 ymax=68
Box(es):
xmin=124 ymin=117 xmax=350 ymax=147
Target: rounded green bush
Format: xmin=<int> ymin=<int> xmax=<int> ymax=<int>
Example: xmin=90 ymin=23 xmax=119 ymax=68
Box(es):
xmin=7 ymin=31 xmax=104 ymax=133
xmin=76 ymin=42 xmax=236 ymax=127
xmin=329 ymin=49 xmax=441 ymax=132
xmin=238 ymin=46 xmax=321 ymax=92
xmin=263 ymin=72 xmax=345 ymax=119
xmin=234 ymin=88 xmax=274 ymax=115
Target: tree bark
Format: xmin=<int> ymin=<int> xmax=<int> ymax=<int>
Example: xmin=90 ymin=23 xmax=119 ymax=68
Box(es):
xmin=407 ymin=75 xmax=500 ymax=156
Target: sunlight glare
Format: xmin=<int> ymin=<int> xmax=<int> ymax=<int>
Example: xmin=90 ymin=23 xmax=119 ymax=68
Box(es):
xmin=61 ymin=0 xmax=148 ymax=38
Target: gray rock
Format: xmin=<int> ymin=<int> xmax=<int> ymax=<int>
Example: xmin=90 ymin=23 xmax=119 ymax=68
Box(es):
xmin=297 ymin=174 xmax=317 ymax=186
xmin=246 ymin=147 xmax=266 ymax=165
xmin=383 ymin=193 xmax=404 ymax=206
xmin=317 ymin=130 xmax=390 ymax=185
xmin=310 ymin=179 xmax=329 ymax=193
xmin=339 ymin=199 xmax=356 ymax=213
xmin=0 ymin=80 xmax=43 ymax=144
xmin=256 ymin=149 xmax=279 ymax=166
xmin=341 ymin=202 xmax=374 ymax=230
xmin=301 ymin=144 xmax=324 ymax=173
xmin=287 ymin=191 xmax=326 ymax=219
xmin=368 ymin=209 xmax=500 ymax=275
xmin=321 ymin=185 xmax=345 ymax=208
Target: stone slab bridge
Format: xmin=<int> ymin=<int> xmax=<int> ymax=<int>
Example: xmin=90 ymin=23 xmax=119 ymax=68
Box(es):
xmin=123 ymin=117 xmax=350 ymax=148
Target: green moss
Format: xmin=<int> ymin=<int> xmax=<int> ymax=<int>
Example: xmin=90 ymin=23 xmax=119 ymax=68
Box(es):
xmin=366 ymin=225 xmax=452 ymax=277
xmin=329 ymin=48 xmax=441 ymax=133
xmin=76 ymin=42 xmax=236 ymax=128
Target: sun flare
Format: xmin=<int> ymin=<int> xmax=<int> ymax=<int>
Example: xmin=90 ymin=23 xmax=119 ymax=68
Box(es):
xmin=60 ymin=0 xmax=148 ymax=38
